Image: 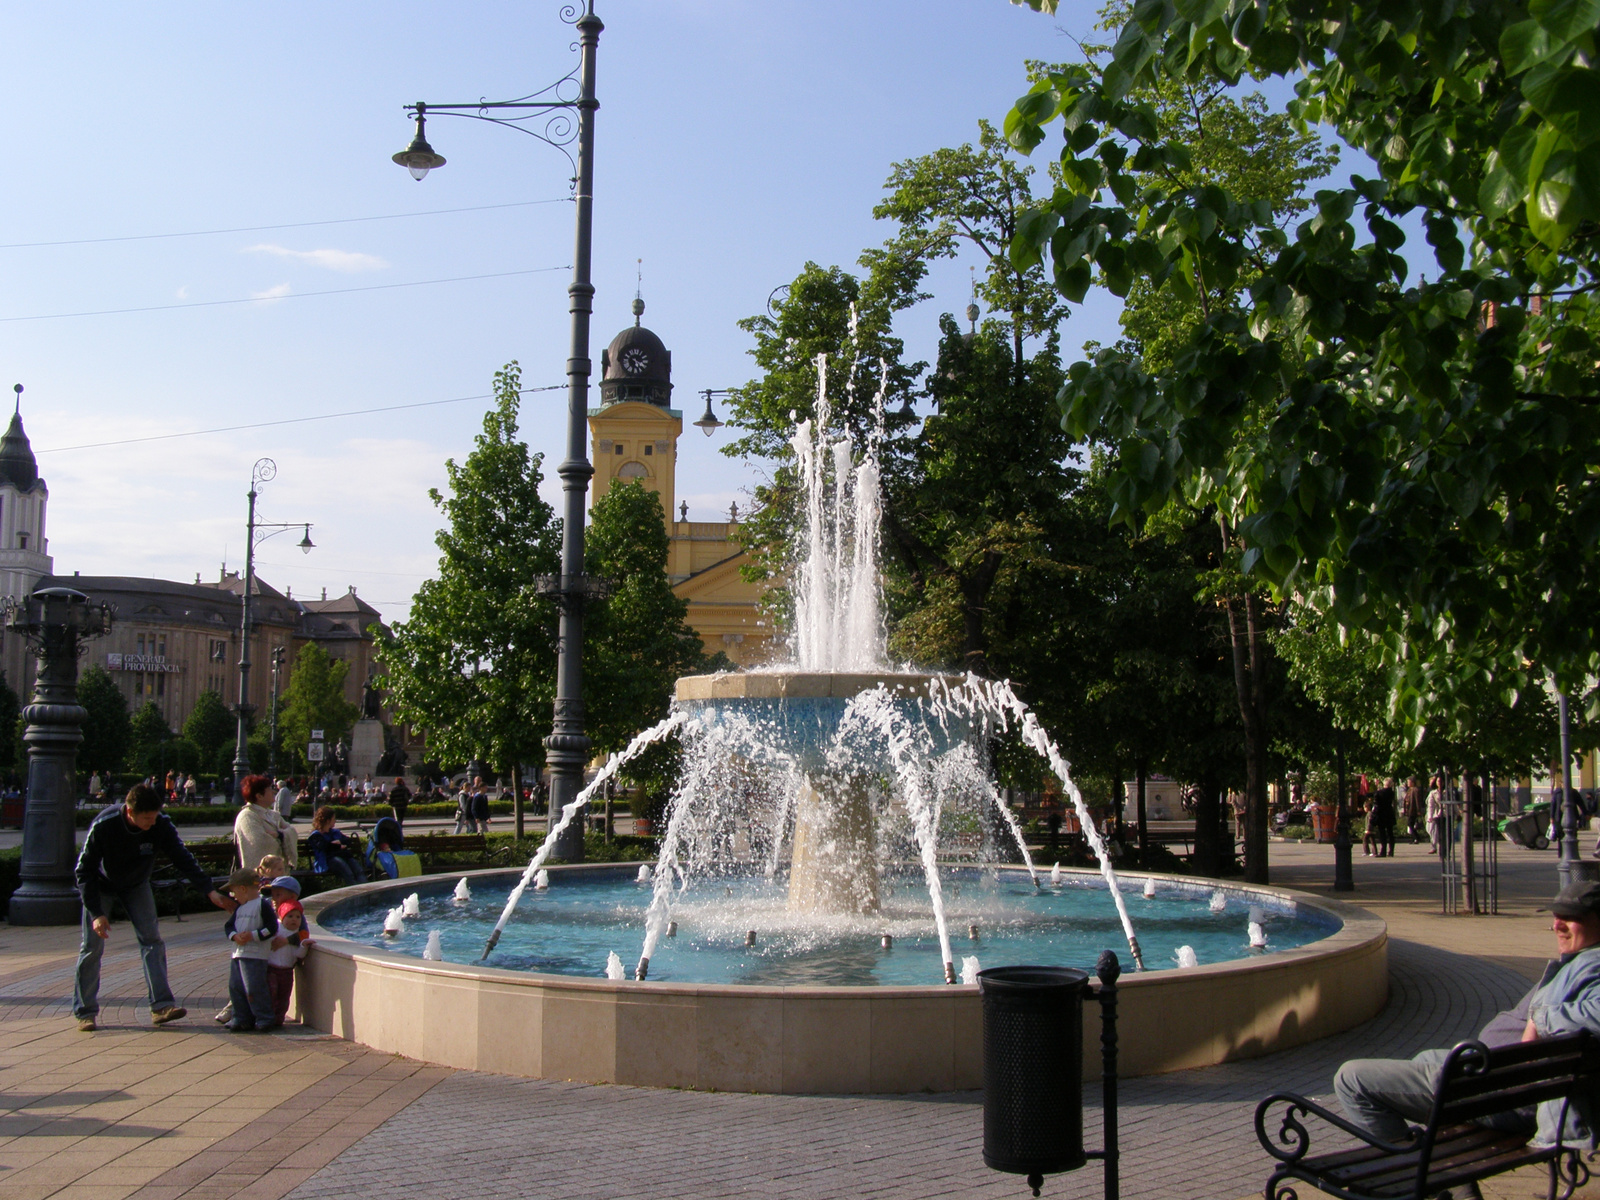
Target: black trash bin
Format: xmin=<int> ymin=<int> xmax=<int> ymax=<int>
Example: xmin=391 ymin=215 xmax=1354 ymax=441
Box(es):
xmin=979 ymin=965 xmax=1090 ymax=1185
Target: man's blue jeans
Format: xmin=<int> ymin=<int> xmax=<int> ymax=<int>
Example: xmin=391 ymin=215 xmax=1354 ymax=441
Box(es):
xmin=1336 ymin=1050 xmax=1535 ymax=1142
xmin=72 ymin=883 xmax=174 ymax=1018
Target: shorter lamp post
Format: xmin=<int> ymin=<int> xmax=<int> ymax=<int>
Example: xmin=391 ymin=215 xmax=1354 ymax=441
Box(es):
xmin=232 ymin=457 xmax=313 ymax=803
xmin=4 ymin=587 xmax=114 ymax=925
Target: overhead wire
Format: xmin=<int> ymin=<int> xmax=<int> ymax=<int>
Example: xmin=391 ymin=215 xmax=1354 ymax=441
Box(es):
xmin=35 ymin=386 xmax=568 ymax=455
xmin=1 ymin=265 xmax=569 ymax=324
xmin=0 ymin=197 xmax=572 ymax=250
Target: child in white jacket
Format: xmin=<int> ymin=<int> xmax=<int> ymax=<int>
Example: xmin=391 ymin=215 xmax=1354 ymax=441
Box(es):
xmin=267 ymin=898 xmax=312 ymax=1022
xmin=222 ymin=869 xmax=280 ymax=1031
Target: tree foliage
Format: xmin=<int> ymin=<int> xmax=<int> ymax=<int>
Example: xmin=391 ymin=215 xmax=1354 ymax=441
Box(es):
xmin=1006 ymin=0 xmax=1600 ymax=732
xmin=128 ymin=701 xmax=171 ymax=771
xmin=279 ymin=643 xmax=360 ymax=770
xmin=378 ymin=362 xmax=561 ymax=778
xmin=76 ymin=666 xmax=129 ymax=777
xmin=584 ymin=481 xmax=709 ymax=753
xmin=182 ymin=689 xmax=235 ymax=771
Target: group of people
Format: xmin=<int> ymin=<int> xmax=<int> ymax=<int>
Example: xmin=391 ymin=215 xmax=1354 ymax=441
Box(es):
xmin=71 ymin=784 xmax=312 ymax=1033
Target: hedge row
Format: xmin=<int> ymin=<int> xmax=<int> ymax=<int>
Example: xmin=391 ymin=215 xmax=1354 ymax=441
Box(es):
xmin=71 ymin=800 xmax=528 ymax=828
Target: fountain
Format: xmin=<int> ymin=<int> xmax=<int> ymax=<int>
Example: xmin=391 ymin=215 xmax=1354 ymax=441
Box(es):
xmin=299 ymin=345 xmax=1388 ymax=1093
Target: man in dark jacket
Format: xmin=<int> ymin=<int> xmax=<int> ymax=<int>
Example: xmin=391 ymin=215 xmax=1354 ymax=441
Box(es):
xmin=388 ymin=776 xmax=412 ymax=827
xmin=72 ymin=784 xmax=232 ymax=1031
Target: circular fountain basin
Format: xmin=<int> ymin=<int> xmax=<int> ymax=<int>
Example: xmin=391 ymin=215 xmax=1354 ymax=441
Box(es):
xmin=298 ymin=865 xmax=1387 ymax=1094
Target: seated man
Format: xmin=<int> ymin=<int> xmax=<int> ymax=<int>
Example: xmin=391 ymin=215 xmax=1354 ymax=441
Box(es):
xmin=1335 ymin=881 xmax=1600 ymax=1154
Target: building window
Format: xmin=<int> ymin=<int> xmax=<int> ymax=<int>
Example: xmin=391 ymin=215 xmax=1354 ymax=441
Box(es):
xmin=18 ymin=533 xmax=28 ymax=550
xmin=155 ymin=673 xmax=165 ymax=697
xmin=617 ymin=461 xmax=649 ymax=479
xmin=614 ymin=443 xmax=624 ymax=454
xmin=137 ymin=634 xmax=146 ymax=655
xmin=209 ymin=639 xmax=227 ymax=662
xmin=157 ymin=636 xmax=166 ymax=656
xmin=643 ymin=444 xmax=653 ymax=456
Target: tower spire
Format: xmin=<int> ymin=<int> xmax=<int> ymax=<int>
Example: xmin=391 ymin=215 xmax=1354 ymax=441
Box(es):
xmin=633 ymin=258 xmax=644 ymax=325
xmin=12 ymin=384 xmax=20 ymax=415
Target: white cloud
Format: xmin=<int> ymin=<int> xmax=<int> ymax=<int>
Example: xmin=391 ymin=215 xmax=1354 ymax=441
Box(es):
xmin=250 ymin=282 xmax=292 ymax=302
xmin=244 ymin=243 xmax=388 ymax=272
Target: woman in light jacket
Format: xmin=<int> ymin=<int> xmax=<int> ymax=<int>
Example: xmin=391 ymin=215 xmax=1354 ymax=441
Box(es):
xmin=234 ymin=773 xmax=298 ymax=871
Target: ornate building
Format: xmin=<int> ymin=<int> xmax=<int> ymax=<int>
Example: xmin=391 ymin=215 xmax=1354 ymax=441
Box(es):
xmin=589 ymin=299 xmax=771 ymax=666
xmin=0 ymin=398 xmax=386 ymax=745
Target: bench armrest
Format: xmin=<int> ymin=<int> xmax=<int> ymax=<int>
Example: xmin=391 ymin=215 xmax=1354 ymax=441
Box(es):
xmin=1254 ymin=1092 xmax=1418 ymax=1164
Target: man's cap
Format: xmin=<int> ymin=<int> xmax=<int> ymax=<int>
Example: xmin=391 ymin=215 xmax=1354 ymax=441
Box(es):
xmin=226 ymin=868 xmax=260 ymax=888
xmin=268 ymin=875 xmax=302 ymax=896
xmin=1546 ymin=881 xmax=1600 ymax=919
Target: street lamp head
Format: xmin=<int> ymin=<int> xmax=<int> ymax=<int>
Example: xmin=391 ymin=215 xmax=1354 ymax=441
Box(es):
xmin=298 ymin=526 xmax=315 ymax=555
xmin=394 ymin=107 xmax=446 ymax=180
xmin=695 ymin=390 xmax=724 ymax=438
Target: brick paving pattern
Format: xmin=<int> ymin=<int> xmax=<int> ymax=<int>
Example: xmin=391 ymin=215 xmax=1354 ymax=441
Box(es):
xmin=4 ymin=840 xmax=1592 ymax=1200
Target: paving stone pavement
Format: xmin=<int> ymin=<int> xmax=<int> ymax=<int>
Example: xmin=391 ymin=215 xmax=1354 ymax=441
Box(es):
xmin=277 ymin=936 xmax=1525 ymax=1200
xmin=6 ymin=839 xmax=1595 ymax=1200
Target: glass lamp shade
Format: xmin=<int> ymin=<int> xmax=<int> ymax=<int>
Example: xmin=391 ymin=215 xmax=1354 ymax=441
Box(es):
xmin=299 ymin=529 xmax=315 ymax=554
xmin=694 ymin=395 xmax=723 ymax=437
xmin=393 ymin=125 xmax=446 ymax=181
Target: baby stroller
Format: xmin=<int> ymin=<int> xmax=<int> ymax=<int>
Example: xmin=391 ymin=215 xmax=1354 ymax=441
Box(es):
xmin=366 ymin=816 xmax=422 ymax=879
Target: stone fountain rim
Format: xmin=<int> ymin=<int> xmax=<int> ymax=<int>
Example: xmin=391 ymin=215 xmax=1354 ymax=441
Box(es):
xmin=674 ymin=670 xmax=964 ymax=703
xmin=302 ymin=861 xmax=1386 ymax=998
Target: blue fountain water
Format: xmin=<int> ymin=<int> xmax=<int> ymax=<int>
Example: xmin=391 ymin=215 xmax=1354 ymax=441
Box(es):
xmin=318 ymin=868 xmax=1337 ymax=987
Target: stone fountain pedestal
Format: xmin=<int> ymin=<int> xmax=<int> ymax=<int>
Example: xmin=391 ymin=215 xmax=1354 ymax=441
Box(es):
xmin=674 ymin=670 xmax=957 ymax=919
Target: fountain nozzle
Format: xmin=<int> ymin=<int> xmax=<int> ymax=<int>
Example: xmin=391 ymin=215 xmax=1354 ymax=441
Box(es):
xmin=880 ymin=934 xmax=892 ymax=950
xmin=745 ymin=929 xmax=757 ymax=947
xmin=635 ymin=957 xmax=650 ymax=981
xmin=967 ymin=923 xmax=980 ymax=941
xmin=480 ymin=929 xmax=502 ymax=961
xmin=943 ymin=960 xmax=957 ymax=984
xmin=666 ymin=920 xmax=677 ymax=938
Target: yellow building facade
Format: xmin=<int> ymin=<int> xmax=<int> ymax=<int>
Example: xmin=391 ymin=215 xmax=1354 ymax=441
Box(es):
xmin=588 ymin=301 xmax=771 ymax=668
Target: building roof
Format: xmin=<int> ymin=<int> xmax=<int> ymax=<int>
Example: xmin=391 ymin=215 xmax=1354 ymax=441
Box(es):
xmin=0 ymin=412 xmax=42 ymax=493
xmin=39 ymin=574 xmax=296 ymax=628
xmin=598 ymin=299 xmax=674 ymax=409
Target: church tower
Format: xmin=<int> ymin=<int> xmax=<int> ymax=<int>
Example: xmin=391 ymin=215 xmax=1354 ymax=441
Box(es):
xmin=587 ymin=301 xmax=772 ymax=667
xmin=0 ymin=386 xmax=53 ymax=601
xmin=589 ymin=296 xmax=681 ymax=514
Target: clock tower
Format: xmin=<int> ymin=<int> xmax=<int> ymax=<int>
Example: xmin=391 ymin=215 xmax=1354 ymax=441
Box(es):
xmin=589 ymin=296 xmax=679 ymax=513
xmin=587 ymin=299 xmax=771 ymax=667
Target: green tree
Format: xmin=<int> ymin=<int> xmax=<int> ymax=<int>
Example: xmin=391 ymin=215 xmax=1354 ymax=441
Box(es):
xmin=279 ymin=644 xmax=360 ymax=771
xmin=128 ymin=701 xmax=171 ymax=772
xmin=378 ymin=362 xmax=561 ymax=834
xmin=1006 ymin=0 xmax=1600 ymax=734
xmin=182 ymin=689 xmax=234 ymax=771
xmin=76 ymin=666 xmax=130 ymax=778
xmin=0 ymin=672 xmax=21 ymax=779
xmin=584 ymin=481 xmax=709 ymax=753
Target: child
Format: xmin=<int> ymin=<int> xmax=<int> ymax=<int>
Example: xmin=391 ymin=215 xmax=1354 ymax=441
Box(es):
xmin=257 ymin=854 xmax=287 ymax=883
xmin=267 ymin=898 xmax=312 ymax=1022
xmin=222 ymin=868 xmax=280 ymax=1032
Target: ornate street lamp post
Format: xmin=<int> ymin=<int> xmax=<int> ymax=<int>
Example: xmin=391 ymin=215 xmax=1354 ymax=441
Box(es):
xmin=4 ymin=587 xmax=114 ymax=925
xmin=393 ymin=1 xmax=604 ymax=861
xmin=232 ymin=458 xmax=313 ymax=802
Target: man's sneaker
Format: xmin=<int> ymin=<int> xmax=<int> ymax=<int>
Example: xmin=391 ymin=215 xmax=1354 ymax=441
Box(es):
xmin=213 ymin=1003 xmax=233 ymax=1025
xmin=151 ymin=1006 xmax=187 ymax=1026
xmin=76 ymin=1017 xmax=96 ymax=1032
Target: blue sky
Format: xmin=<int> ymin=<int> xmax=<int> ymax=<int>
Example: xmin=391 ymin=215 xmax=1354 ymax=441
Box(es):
xmin=0 ymin=1 xmax=1131 ymax=621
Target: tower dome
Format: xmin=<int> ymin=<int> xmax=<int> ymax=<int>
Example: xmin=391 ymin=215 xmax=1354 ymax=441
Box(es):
xmin=599 ymin=297 xmax=672 ymax=407
xmin=0 ymin=410 xmax=40 ymax=493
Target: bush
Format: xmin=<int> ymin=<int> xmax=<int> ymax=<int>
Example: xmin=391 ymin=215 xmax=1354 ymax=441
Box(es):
xmin=0 ymin=846 xmax=18 ymax=919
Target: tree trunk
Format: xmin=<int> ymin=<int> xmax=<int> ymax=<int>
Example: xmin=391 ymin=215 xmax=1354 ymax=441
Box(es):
xmin=1136 ymin=761 xmax=1148 ymax=860
xmin=1192 ymin=777 xmax=1225 ymax=876
xmin=1219 ymin=515 xmax=1271 ymax=884
xmin=958 ymin=551 xmax=1004 ymax=677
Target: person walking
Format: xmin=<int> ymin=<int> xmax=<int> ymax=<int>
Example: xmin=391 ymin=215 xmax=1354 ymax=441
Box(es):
xmin=470 ymin=778 xmax=491 ymax=834
xmin=1426 ymin=776 xmax=1446 ymax=855
xmin=388 ymin=775 xmax=412 ymax=828
xmin=274 ymin=777 xmax=295 ymax=822
xmin=234 ymin=774 xmax=297 ymax=874
xmin=452 ymin=783 xmax=473 ymax=835
xmin=1402 ymin=777 xmax=1423 ymax=843
xmin=1372 ymin=780 xmax=1397 ymax=858
xmin=72 ymin=784 xmax=234 ymax=1031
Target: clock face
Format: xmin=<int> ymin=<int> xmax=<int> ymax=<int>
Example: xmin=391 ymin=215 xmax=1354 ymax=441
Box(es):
xmin=619 ymin=347 xmax=651 ymax=375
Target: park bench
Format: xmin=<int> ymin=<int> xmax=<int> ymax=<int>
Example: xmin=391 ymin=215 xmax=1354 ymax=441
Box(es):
xmin=1255 ymin=1032 xmax=1600 ymax=1200
xmin=152 ymin=834 xmax=370 ymax=916
xmin=405 ymin=832 xmax=491 ymax=868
